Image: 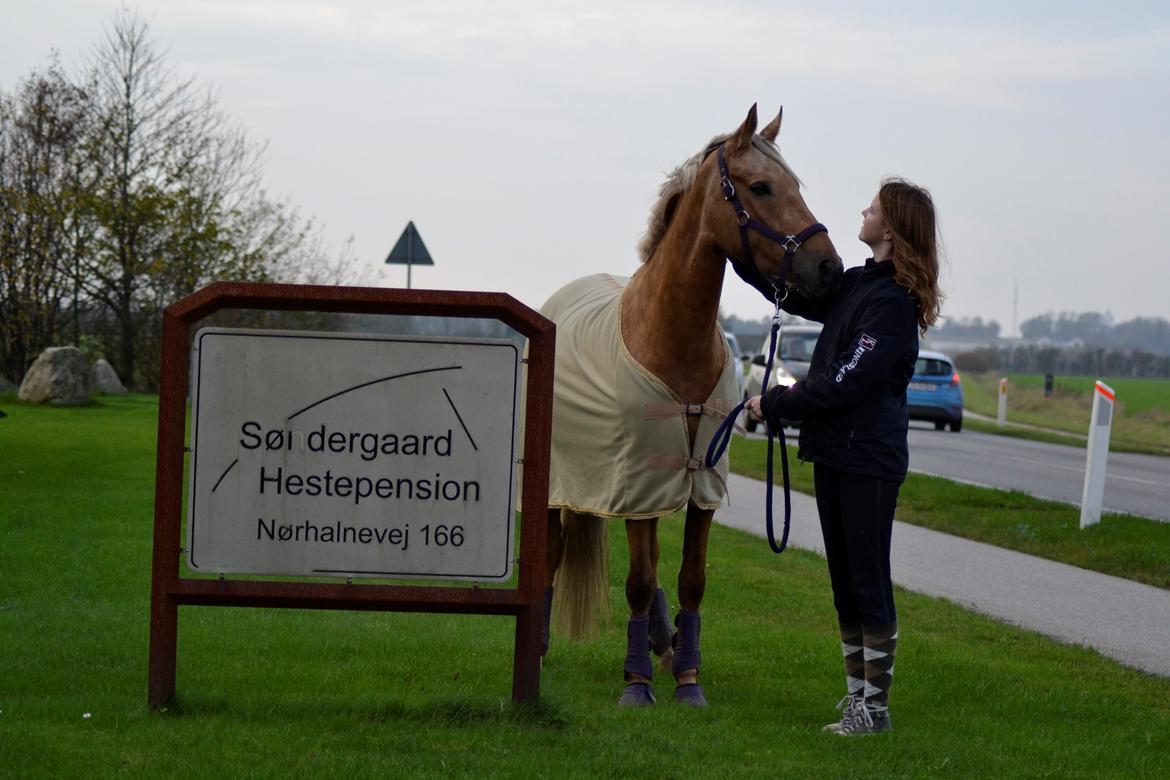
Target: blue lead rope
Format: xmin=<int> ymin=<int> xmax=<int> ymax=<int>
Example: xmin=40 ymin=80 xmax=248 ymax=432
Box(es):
xmin=705 ymin=309 xmax=792 ymax=554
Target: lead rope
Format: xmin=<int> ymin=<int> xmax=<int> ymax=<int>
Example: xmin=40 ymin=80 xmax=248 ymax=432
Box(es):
xmin=705 ymin=294 xmax=792 ymax=553
xmin=703 ymin=142 xmax=825 ymax=554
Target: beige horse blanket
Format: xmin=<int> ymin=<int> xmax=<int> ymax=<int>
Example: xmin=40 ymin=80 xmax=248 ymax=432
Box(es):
xmin=528 ymin=273 xmax=738 ymax=518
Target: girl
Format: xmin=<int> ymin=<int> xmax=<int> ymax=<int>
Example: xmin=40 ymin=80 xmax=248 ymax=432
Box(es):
xmin=745 ymin=178 xmax=942 ymax=735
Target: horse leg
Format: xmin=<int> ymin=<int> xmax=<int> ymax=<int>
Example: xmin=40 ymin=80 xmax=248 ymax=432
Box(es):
xmin=618 ymin=516 xmax=659 ymax=706
xmin=541 ymin=508 xmax=563 ymax=656
xmin=673 ymin=503 xmax=714 ymax=706
xmin=647 ymin=530 xmax=675 ymax=671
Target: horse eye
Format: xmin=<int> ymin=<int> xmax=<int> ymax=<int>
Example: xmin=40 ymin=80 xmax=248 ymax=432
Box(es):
xmin=749 ymin=182 xmax=772 ymax=196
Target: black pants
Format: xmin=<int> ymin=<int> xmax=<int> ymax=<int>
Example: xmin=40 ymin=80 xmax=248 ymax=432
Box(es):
xmin=813 ymin=464 xmax=900 ymax=627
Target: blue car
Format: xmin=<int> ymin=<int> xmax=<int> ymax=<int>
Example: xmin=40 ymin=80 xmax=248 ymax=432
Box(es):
xmin=907 ymin=349 xmax=964 ymax=432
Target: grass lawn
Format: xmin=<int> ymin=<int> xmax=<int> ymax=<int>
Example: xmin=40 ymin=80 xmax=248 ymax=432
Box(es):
xmin=729 ymin=436 xmax=1170 ymax=590
xmin=2 ymin=395 xmax=1169 ymax=777
xmin=962 ymin=373 xmax=1170 ymax=455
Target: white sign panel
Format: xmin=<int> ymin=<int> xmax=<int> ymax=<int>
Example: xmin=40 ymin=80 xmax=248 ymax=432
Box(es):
xmin=187 ymin=327 xmax=520 ymax=581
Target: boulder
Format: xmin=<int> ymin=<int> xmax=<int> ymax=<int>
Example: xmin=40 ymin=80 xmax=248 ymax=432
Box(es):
xmin=91 ymin=359 xmax=128 ymax=395
xmin=18 ymin=347 xmax=91 ymax=406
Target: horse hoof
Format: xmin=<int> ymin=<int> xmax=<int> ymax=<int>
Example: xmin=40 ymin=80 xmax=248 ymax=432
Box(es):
xmin=618 ymin=682 xmax=656 ymax=707
xmin=674 ymin=683 xmax=708 ymax=707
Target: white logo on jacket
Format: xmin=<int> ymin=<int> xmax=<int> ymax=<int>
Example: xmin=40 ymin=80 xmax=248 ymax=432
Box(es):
xmin=835 ymin=334 xmax=877 ymax=383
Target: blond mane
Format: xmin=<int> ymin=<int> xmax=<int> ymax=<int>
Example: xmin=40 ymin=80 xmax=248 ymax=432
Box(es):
xmin=636 ymin=133 xmax=799 ymax=263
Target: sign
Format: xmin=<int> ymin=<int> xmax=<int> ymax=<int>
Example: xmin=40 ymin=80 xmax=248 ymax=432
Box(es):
xmin=385 ymin=221 xmax=433 ymax=289
xmin=188 ymin=327 xmax=520 ymax=580
xmin=384 ymin=221 xmax=434 ymax=266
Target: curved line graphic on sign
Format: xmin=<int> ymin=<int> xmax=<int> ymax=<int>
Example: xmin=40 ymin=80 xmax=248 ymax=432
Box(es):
xmin=211 ymin=459 xmax=238 ymax=493
xmin=286 ymin=365 xmax=462 ymax=421
xmin=442 ymin=387 xmax=478 ymax=451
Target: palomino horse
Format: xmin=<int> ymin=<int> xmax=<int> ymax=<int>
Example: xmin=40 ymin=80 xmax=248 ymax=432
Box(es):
xmin=538 ymin=105 xmax=842 ymax=706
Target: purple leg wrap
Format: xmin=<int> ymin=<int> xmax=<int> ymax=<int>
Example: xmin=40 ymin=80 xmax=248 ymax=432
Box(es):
xmin=648 ymin=587 xmax=674 ymax=656
xmin=672 ymin=609 xmax=701 ymax=676
xmin=541 ymin=586 xmax=553 ymax=656
xmin=624 ymin=615 xmax=653 ymax=681
xmin=671 ymin=610 xmax=707 ymax=706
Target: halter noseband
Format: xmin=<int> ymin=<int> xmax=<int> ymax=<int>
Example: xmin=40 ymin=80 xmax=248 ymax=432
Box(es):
xmin=715 ymin=142 xmax=827 ymax=296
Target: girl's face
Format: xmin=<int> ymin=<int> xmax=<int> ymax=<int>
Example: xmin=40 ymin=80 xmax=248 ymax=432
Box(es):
xmin=859 ymin=194 xmax=890 ymax=246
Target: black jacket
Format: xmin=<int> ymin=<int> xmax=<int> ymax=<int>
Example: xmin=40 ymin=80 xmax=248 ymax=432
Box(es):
xmin=759 ymin=259 xmax=919 ymax=482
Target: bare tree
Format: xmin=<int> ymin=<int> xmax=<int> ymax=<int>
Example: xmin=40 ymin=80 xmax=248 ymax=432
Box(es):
xmin=0 ymin=57 xmax=90 ymax=382
xmin=76 ymin=10 xmax=272 ymax=385
xmin=3 ymin=10 xmax=375 ymax=388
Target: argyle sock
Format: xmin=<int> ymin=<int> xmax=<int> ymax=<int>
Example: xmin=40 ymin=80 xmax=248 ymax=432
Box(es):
xmin=839 ymin=622 xmax=865 ymax=699
xmin=862 ymin=621 xmax=898 ymax=707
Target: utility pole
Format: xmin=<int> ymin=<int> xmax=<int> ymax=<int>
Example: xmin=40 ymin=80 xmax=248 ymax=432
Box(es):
xmin=1013 ymin=277 xmax=1019 ymax=338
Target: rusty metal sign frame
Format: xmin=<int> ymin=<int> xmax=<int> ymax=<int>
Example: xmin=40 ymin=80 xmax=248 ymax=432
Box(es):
xmin=148 ymin=281 xmax=554 ymax=709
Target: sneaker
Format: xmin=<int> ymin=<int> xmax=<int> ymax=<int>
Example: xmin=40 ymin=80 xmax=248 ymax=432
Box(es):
xmin=823 ymin=695 xmax=891 ymax=735
xmin=822 ymin=694 xmax=862 ymax=733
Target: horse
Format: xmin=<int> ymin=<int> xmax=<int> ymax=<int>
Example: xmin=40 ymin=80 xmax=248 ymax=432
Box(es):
xmin=536 ymin=105 xmax=843 ymax=706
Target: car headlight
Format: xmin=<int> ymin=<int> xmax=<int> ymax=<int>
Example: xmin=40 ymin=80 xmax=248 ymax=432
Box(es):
xmin=769 ymin=365 xmax=797 ymax=389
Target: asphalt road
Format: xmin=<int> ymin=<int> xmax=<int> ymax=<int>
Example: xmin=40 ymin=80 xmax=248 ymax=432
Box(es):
xmin=904 ymin=422 xmax=1170 ymax=522
xmin=747 ymin=423 xmax=1170 ymax=522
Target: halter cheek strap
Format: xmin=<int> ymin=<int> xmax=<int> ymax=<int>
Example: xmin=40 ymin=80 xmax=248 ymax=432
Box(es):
xmin=715 ymin=143 xmax=827 ymax=293
xmin=704 ymin=142 xmax=831 ymax=555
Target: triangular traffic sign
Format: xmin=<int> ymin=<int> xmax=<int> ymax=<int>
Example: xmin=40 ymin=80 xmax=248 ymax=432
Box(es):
xmin=384 ymin=221 xmax=434 ymax=266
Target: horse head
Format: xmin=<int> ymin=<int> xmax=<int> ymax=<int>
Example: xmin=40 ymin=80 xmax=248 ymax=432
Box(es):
xmin=706 ymin=105 xmax=843 ymax=301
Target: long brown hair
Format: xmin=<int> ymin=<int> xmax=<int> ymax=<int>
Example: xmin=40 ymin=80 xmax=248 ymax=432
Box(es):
xmin=879 ymin=178 xmax=942 ymax=335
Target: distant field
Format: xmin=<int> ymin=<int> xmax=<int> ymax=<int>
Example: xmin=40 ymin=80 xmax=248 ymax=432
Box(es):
xmin=987 ymin=374 xmax=1170 ymax=416
xmin=962 ymin=373 xmax=1170 ymax=454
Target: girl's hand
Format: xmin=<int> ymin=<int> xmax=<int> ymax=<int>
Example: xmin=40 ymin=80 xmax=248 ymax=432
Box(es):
xmin=745 ymin=395 xmax=765 ymax=421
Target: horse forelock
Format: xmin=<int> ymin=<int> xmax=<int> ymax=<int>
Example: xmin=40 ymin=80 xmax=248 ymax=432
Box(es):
xmin=636 ymin=133 xmax=799 ymax=264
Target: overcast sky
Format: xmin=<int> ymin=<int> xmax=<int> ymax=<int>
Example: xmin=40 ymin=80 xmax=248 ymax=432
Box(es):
xmin=5 ymin=1 xmax=1169 ymax=334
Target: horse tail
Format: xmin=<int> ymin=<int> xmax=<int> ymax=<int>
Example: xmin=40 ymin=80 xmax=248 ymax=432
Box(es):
xmin=552 ymin=509 xmax=609 ymax=641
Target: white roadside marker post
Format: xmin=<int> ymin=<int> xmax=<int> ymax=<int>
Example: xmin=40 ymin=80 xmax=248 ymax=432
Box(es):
xmin=997 ymin=378 xmax=1008 ymax=427
xmin=1079 ymin=381 xmax=1116 ymax=529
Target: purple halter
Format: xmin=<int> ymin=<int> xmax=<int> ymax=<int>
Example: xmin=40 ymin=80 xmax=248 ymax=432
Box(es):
xmin=715 ymin=142 xmax=827 ymax=298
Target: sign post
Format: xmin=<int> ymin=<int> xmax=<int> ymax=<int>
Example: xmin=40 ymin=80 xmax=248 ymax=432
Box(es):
xmin=1079 ymin=381 xmax=1115 ymax=529
xmin=148 ymin=282 xmax=554 ymax=708
xmin=997 ymin=377 xmax=1008 ymax=427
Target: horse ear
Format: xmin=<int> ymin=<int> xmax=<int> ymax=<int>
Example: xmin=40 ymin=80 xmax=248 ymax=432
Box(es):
xmin=732 ymin=104 xmax=759 ymax=150
xmin=760 ymin=107 xmax=782 ymax=143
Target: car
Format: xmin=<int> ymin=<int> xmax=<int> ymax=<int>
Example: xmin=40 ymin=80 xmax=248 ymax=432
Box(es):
xmin=742 ymin=324 xmax=822 ymax=432
xmin=723 ymin=331 xmax=742 ymax=362
xmin=907 ymin=349 xmax=964 ymax=432
xmin=721 ymin=329 xmax=745 ymax=398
